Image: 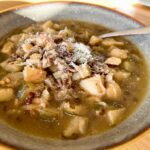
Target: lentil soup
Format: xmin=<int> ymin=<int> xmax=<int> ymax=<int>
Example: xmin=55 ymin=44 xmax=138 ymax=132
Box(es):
xmin=0 ymin=20 xmax=148 ymax=139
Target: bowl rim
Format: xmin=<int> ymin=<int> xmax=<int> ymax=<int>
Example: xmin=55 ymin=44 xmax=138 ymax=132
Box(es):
xmin=0 ymin=0 xmax=146 ymax=27
xmin=0 ymin=1 xmax=149 ymax=150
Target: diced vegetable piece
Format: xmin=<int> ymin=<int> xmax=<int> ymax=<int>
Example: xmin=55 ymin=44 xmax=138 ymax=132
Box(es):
xmin=1 ymin=72 xmax=23 ymax=88
xmin=107 ymin=108 xmax=125 ymax=125
xmin=110 ymin=48 xmax=128 ymax=59
xmin=94 ymin=101 xmax=108 ymax=109
xmin=53 ymin=71 xmax=63 ymax=79
xmin=85 ymin=96 xmax=104 ymax=108
xmin=44 ymin=76 xmax=57 ymax=90
xmin=59 ymin=27 xmax=74 ymax=38
xmin=86 ymin=96 xmax=101 ymax=103
xmin=105 ymin=57 xmax=121 ymax=66
xmin=108 ymin=68 xmax=116 ymax=74
xmin=53 ymin=23 xmax=61 ymax=30
xmin=23 ymin=66 xmax=46 ymax=83
xmin=41 ymin=88 xmax=51 ymax=101
xmin=23 ymin=26 xmax=35 ymax=33
xmin=32 ymin=96 xmax=49 ymax=109
xmin=17 ymin=83 xmax=44 ymax=101
xmin=22 ymin=43 xmax=33 ymax=52
xmin=54 ymin=87 xmax=73 ymax=101
xmin=123 ymin=61 xmax=134 ymax=72
xmin=41 ymin=20 xmax=53 ymax=30
xmin=62 ymin=102 xmax=87 ymax=116
xmin=63 ymin=116 xmax=88 ymax=138
xmin=106 ymin=81 xmax=122 ymax=100
xmin=102 ymin=38 xmax=124 ymax=46
xmin=1 ymin=41 xmax=14 ymax=55
xmin=0 ymin=59 xmax=23 ymax=72
xmin=80 ymin=74 xmax=106 ymax=97
xmin=30 ymin=53 xmax=41 ymax=60
xmin=45 ymin=28 xmax=56 ymax=35
xmin=18 ymin=33 xmax=30 ymax=42
xmin=17 ymin=84 xmax=28 ymax=100
xmin=105 ymin=73 xmax=113 ymax=82
xmin=49 ymin=64 xmax=58 ymax=72
xmin=72 ymin=64 xmax=91 ymax=80
xmin=0 ymin=88 xmax=14 ymax=102
xmin=92 ymin=46 xmax=105 ymax=52
xmin=114 ymin=71 xmax=130 ymax=81
xmin=10 ymin=34 xmax=22 ymax=44
xmin=39 ymin=108 xmax=58 ymax=119
xmin=89 ymin=36 xmax=102 ymax=46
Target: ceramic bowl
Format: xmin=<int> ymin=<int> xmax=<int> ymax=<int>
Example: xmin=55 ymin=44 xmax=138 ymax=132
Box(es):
xmin=0 ymin=2 xmax=150 ymax=150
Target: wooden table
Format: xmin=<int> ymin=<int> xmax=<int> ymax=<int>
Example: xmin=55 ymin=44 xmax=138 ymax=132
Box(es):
xmin=0 ymin=0 xmax=150 ymax=150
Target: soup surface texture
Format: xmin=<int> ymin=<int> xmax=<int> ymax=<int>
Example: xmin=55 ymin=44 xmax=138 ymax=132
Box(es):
xmin=0 ymin=20 xmax=148 ymax=139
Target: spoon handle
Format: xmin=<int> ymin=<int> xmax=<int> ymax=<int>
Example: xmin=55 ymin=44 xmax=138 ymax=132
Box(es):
xmin=100 ymin=26 xmax=150 ymax=38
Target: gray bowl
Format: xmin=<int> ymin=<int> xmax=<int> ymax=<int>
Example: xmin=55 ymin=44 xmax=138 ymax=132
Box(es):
xmin=0 ymin=2 xmax=150 ymax=150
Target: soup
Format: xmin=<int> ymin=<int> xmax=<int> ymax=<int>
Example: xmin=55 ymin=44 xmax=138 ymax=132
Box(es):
xmin=0 ymin=20 xmax=148 ymax=139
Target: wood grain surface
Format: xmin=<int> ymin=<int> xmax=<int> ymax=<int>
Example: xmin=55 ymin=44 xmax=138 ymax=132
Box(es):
xmin=0 ymin=0 xmax=150 ymax=150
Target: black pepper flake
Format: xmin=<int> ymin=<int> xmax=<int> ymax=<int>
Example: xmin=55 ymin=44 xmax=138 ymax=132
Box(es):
xmin=54 ymin=38 xmax=63 ymax=44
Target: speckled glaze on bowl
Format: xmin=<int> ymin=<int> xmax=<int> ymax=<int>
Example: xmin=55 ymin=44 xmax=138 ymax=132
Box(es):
xmin=0 ymin=2 xmax=150 ymax=150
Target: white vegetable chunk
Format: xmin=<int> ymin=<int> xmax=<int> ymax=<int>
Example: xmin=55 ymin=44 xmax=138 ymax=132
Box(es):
xmin=89 ymin=35 xmax=102 ymax=46
xmin=42 ymin=88 xmax=51 ymax=101
xmin=63 ymin=116 xmax=88 ymax=138
xmin=10 ymin=34 xmax=22 ymax=44
xmin=105 ymin=57 xmax=122 ymax=66
xmin=23 ymin=26 xmax=35 ymax=33
xmin=106 ymin=81 xmax=122 ymax=100
xmin=0 ymin=72 xmax=23 ymax=88
xmin=41 ymin=20 xmax=53 ymax=30
xmin=0 ymin=88 xmax=14 ymax=102
xmin=114 ymin=71 xmax=130 ymax=81
xmin=1 ymin=41 xmax=14 ymax=55
xmin=80 ymin=74 xmax=106 ymax=97
xmin=0 ymin=59 xmax=22 ymax=72
xmin=72 ymin=64 xmax=91 ymax=81
xmin=107 ymin=108 xmax=125 ymax=125
xmin=22 ymin=43 xmax=33 ymax=52
xmin=123 ymin=61 xmax=134 ymax=72
xmin=110 ymin=48 xmax=128 ymax=59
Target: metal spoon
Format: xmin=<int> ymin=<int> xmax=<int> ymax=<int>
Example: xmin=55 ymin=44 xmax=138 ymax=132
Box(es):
xmin=99 ymin=26 xmax=150 ymax=38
